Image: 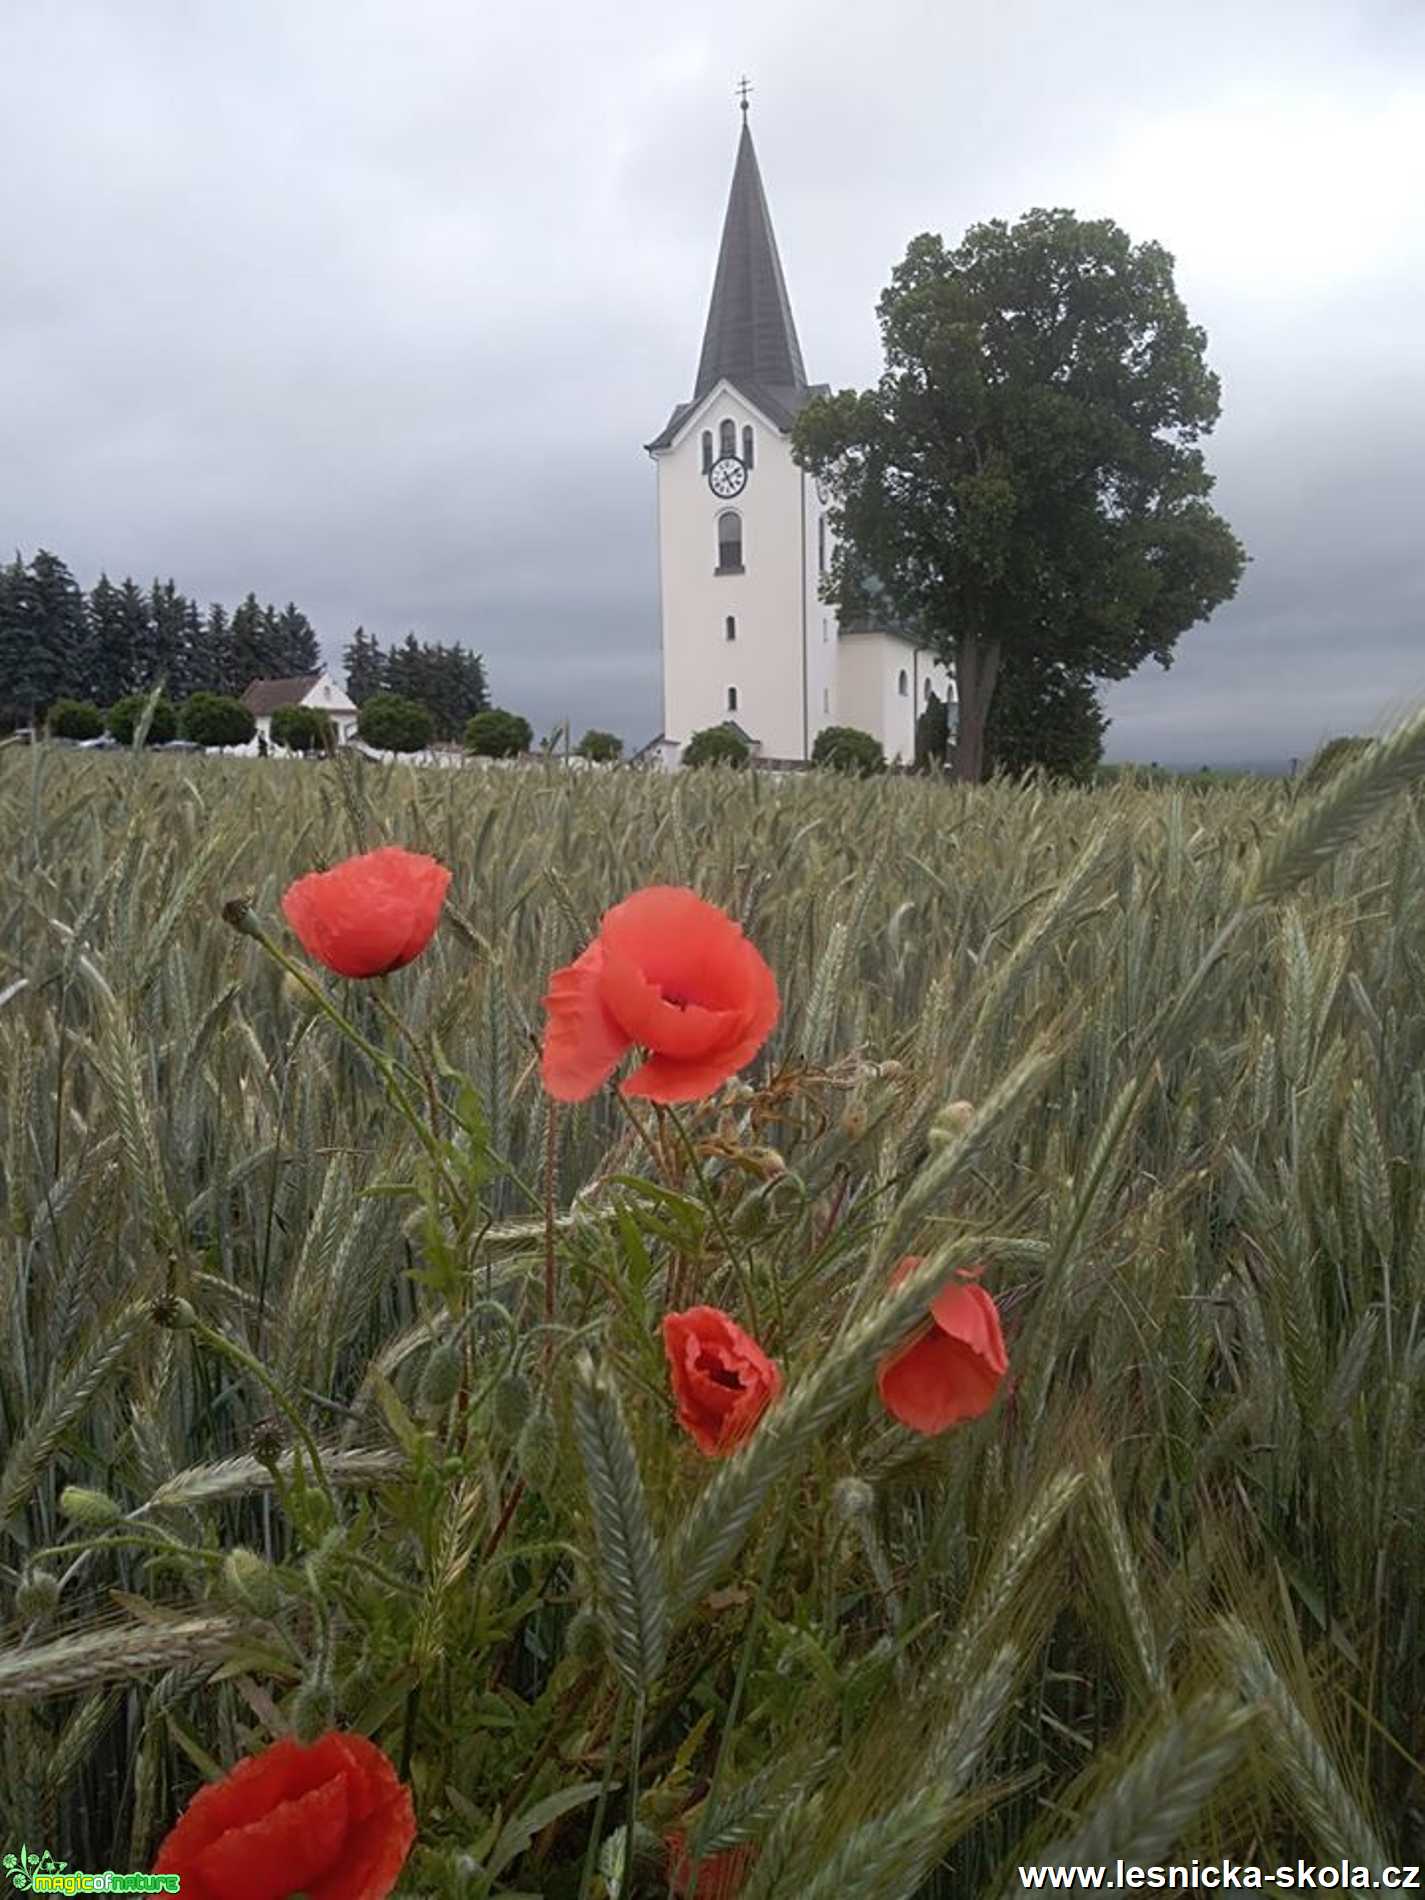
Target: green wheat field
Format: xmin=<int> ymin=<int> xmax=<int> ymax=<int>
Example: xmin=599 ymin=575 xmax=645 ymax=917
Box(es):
xmin=2 ymin=729 xmax=1425 ymax=1893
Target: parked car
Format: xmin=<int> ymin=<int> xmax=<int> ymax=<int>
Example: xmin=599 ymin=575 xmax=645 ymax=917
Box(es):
xmin=156 ymin=740 xmax=202 ymax=752
xmin=77 ymin=734 xmax=120 ymax=749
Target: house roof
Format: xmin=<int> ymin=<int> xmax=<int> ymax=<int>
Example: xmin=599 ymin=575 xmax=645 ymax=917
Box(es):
xmin=646 ymin=114 xmax=817 ymax=451
xmin=240 ymin=673 xmax=323 ymax=715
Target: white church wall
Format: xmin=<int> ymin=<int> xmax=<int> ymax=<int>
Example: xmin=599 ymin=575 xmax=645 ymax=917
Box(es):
xmin=804 ymin=481 xmax=839 ymax=752
xmin=656 ymin=383 xmax=811 ymax=761
xmin=837 ymin=635 xmax=954 ymax=764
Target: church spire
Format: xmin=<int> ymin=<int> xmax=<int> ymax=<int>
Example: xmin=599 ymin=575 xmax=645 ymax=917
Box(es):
xmin=692 ymin=104 xmax=808 ymax=406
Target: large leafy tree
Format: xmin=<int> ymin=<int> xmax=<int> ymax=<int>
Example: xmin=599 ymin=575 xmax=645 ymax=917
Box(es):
xmin=984 ymin=657 xmax=1108 ymax=783
xmin=792 ymin=210 xmax=1246 ymax=780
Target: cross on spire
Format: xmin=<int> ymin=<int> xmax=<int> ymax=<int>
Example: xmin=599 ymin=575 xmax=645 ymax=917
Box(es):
xmin=735 ymin=75 xmax=752 ymax=116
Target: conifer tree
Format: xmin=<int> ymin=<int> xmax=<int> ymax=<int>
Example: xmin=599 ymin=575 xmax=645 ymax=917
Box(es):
xmin=204 ymin=604 xmax=234 ymax=695
xmin=342 ymin=626 xmax=385 ymax=703
xmin=2 ymin=551 xmax=87 ymax=717
xmin=150 ymin=579 xmax=191 ymax=696
xmin=116 ymin=579 xmax=154 ymax=695
xmin=273 ymin=602 xmax=320 ymax=675
xmin=86 ymin=574 xmax=130 ymax=707
xmin=230 ymin=594 xmax=272 ymax=691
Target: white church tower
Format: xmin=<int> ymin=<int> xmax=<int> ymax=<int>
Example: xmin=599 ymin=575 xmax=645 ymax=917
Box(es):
xmin=646 ymin=95 xmax=952 ymax=766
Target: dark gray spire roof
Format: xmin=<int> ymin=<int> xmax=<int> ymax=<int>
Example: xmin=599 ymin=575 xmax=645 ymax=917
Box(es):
xmin=695 ymin=119 xmax=807 ymax=401
xmin=647 ymin=118 xmax=823 ymax=452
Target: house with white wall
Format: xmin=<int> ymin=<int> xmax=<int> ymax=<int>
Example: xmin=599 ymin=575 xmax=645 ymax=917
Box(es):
xmin=645 ymin=104 xmax=954 ymax=767
xmin=239 ymin=672 xmax=359 ymax=751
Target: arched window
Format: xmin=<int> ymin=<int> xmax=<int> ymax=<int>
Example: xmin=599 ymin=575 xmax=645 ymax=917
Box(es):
xmin=727 ymin=685 xmax=738 ymax=712
xmin=725 ymin=615 xmax=736 ymax=642
xmin=817 ymin=515 xmax=826 ymax=575
xmin=716 ymin=511 xmax=743 ymax=572
xmin=701 ymin=430 xmax=713 ymax=473
xmin=742 ymin=425 xmax=754 ymax=468
xmin=898 ymin=670 xmax=909 ymax=697
xmin=823 ymin=687 xmax=830 ymax=713
xmin=719 ymin=419 xmax=737 ymax=459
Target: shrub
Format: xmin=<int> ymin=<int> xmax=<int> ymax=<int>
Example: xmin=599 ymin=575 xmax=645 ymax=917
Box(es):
xmin=812 ymin=724 xmax=885 ymax=777
xmin=48 ymin=699 xmax=105 ymax=741
xmin=107 ymin=693 xmax=177 ymax=746
xmin=357 ymin=692 xmax=433 ymax=755
xmin=682 ymin=725 xmax=750 ymax=769
xmin=270 ymin=704 xmax=334 ymax=754
xmin=179 ymin=694 xmax=256 ymax=749
xmin=575 ymin=729 xmax=623 ymax=764
xmin=1302 ymin=735 xmax=1372 ymax=789
xmin=465 ymin=709 xmax=533 ymax=758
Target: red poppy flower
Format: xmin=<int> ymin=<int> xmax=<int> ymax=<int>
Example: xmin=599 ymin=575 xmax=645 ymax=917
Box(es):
xmin=152 ymin=1730 xmax=415 ymax=1900
xmin=876 ymin=1256 xmax=1008 ymax=1435
xmin=664 ymin=1306 xmax=782 ymax=1456
xmin=666 ymin=1828 xmax=757 ymax=1898
xmin=281 ymin=846 xmax=450 ymax=979
xmin=540 ymin=886 xmax=779 ymax=1104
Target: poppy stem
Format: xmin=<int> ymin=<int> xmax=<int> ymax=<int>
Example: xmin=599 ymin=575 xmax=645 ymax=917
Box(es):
xmin=189 ymin=1321 xmax=339 ymax=1517
xmin=233 ymin=914 xmax=469 ymax=1220
xmin=687 ymin=1480 xmax=797 ymax=1881
xmin=544 ymin=1101 xmax=560 ymax=1362
xmin=664 ymin=1105 xmax=763 ymax=1340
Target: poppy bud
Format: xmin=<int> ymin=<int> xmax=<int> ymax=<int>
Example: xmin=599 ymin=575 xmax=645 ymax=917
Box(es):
xmin=250 ymin=1416 xmax=288 ymax=1469
xmin=930 ymin=1100 xmax=975 ymax=1145
xmin=564 ymin=1606 xmax=603 ymax=1664
xmin=517 ymin=1406 xmax=558 ymax=1493
xmin=832 ymin=1477 xmax=876 ymax=1522
xmin=223 ymin=1547 xmax=280 ymax=1618
xmin=15 ymin=1566 xmax=61 ymax=1622
xmin=151 ymin=1294 xmax=197 ymax=1330
xmin=418 ymin=1342 xmax=463 ymax=1413
xmin=221 ymin=895 xmax=262 ymax=939
xmin=600 ymin=1823 xmax=663 ymax=1891
xmin=291 ymin=1670 xmax=337 ymax=1744
xmin=59 ymin=1485 xmax=123 ymax=1526
xmin=493 ymin=1370 xmax=531 ymax=1439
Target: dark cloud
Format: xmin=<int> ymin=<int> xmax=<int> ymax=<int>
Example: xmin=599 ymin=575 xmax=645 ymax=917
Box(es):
xmin=1 ymin=0 xmax=1421 ymax=760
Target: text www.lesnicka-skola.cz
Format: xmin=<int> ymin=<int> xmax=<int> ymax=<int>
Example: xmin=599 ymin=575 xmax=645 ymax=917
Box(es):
xmin=1017 ymin=1863 xmax=1421 ymax=1890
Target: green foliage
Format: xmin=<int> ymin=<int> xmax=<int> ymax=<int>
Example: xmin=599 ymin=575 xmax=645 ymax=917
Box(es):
xmin=178 ymin=693 xmax=256 ymax=749
xmin=793 ymin=209 xmax=1246 ymax=780
xmin=270 ymin=703 xmax=334 ymax=754
xmin=915 ymin=690 xmax=950 ymax=771
xmin=46 ymin=699 xmax=104 ymax=741
xmin=465 ymin=708 xmax=532 ymax=758
xmin=357 ymin=691 xmax=433 ymax=754
xmin=683 ymin=724 xmax=750 ymax=768
xmin=1303 ymin=734 xmax=1372 ymax=789
xmin=7 ymin=720 xmax=1425 ymax=1880
xmin=576 ymin=728 xmax=624 ymax=763
xmin=811 ymin=724 xmax=885 ymax=777
xmin=106 ymin=692 xmax=177 ymax=746
xmin=986 ymin=658 xmax=1108 ymax=783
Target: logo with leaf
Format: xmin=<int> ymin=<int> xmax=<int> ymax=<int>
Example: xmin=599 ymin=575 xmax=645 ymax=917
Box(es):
xmin=4 ymin=1847 xmax=68 ymax=1891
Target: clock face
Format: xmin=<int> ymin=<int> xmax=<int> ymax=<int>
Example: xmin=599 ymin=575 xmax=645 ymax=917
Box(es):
xmin=708 ymin=456 xmax=747 ymax=499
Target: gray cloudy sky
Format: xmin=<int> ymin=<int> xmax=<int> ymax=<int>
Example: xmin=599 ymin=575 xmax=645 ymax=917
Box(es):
xmin=2 ymin=0 xmax=1422 ymax=764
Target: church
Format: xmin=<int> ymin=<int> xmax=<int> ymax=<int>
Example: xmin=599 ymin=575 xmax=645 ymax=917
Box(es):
xmin=645 ymin=101 xmax=954 ymax=768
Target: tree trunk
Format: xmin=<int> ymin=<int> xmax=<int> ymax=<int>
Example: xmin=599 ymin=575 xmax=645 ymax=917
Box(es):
xmin=952 ymin=634 xmax=1001 ymax=783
